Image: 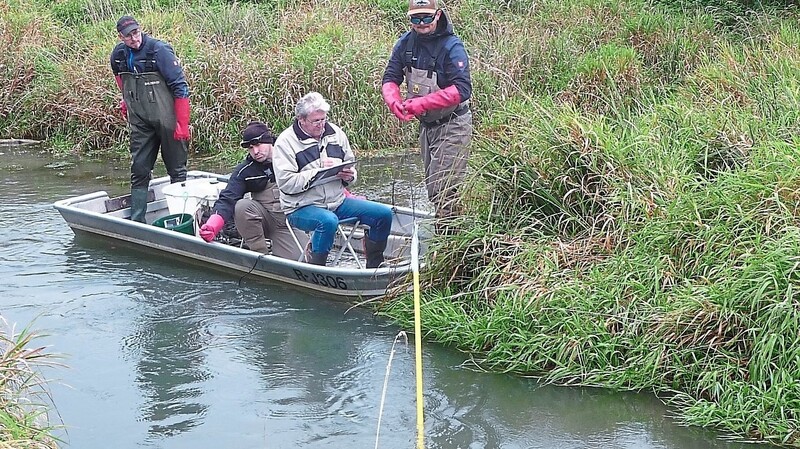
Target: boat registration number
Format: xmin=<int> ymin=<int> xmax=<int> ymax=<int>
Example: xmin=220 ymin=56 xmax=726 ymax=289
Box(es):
xmin=293 ymin=269 xmax=348 ymax=290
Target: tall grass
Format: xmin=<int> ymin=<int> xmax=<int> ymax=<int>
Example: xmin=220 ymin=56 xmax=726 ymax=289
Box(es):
xmin=0 ymin=0 xmax=417 ymax=158
xmin=0 ymin=317 xmax=61 ymax=449
xmin=379 ymin=1 xmax=800 ymax=445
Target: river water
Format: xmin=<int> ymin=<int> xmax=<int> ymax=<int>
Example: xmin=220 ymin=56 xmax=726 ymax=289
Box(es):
xmin=0 ymin=143 xmax=768 ymax=449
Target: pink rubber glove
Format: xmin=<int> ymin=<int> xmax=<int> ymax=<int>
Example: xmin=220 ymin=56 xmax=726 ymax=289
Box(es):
xmin=199 ymin=214 xmax=224 ymax=242
xmin=343 ymin=188 xmax=366 ymax=200
xmin=173 ymin=97 xmax=191 ymax=141
xmin=381 ymin=82 xmax=413 ymax=122
xmin=114 ymin=75 xmax=127 ymax=120
xmin=402 ymin=85 xmax=462 ymax=117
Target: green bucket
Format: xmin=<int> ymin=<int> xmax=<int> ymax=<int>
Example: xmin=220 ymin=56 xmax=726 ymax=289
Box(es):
xmin=152 ymin=213 xmax=194 ymax=235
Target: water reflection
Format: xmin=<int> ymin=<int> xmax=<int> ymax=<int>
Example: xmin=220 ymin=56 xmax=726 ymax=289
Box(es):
xmin=232 ymin=300 xmax=403 ymax=446
xmin=56 ymin=237 xmax=210 ymax=439
xmin=123 ymin=285 xmax=212 ymax=439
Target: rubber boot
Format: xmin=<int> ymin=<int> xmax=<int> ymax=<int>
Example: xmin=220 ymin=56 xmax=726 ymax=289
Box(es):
xmin=130 ymin=188 xmax=149 ymax=223
xmin=307 ymin=251 xmax=329 ymax=266
xmin=364 ymin=238 xmax=387 ymax=269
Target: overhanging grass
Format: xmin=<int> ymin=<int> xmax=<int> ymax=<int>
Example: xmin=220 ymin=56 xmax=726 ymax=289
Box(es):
xmin=381 ymin=87 xmax=800 ymax=449
xmin=0 ymin=318 xmax=62 ymax=449
xmin=380 ymin=6 xmax=800 ymax=442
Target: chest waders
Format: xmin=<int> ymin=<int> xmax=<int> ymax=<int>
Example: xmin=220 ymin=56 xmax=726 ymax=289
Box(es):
xmin=403 ymin=36 xmax=472 ymax=222
xmin=403 ymin=34 xmax=469 ymax=124
xmin=119 ymin=71 xmax=188 ymax=223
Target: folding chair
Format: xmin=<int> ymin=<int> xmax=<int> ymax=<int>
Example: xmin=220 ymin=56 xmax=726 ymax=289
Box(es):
xmin=285 ymin=216 xmax=364 ymax=269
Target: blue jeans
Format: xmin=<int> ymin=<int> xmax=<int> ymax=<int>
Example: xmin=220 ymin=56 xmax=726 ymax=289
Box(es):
xmin=287 ymin=198 xmax=393 ymax=254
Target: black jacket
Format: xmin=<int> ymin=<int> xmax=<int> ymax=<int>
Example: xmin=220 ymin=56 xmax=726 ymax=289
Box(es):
xmin=212 ymin=156 xmax=276 ymax=223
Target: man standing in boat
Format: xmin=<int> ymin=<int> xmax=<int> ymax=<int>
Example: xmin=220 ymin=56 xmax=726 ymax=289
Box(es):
xmin=110 ymin=15 xmax=192 ymax=223
xmin=272 ymin=92 xmax=393 ymax=268
xmin=198 ymin=121 xmax=303 ymax=260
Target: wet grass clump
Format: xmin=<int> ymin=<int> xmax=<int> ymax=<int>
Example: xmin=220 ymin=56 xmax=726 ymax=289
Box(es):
xmin=0 ymin=318 xmax=61 ymax=449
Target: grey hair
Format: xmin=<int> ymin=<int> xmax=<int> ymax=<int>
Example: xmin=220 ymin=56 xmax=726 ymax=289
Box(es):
xmin=295 ymin=92 xmax=331 ymax=119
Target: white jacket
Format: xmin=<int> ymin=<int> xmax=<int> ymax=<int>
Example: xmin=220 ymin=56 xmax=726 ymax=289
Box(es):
xmin=273 ymin=120 xmax=358 ymax=214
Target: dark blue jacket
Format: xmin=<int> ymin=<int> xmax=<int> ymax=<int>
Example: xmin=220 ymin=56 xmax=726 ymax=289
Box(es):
xmin=110 ymin=34 xmax=189 ymax=99
xmin=381 ymin=10 xmax=471 ymax=102
xmin=213 ymin=156 xmax=276 ymax=223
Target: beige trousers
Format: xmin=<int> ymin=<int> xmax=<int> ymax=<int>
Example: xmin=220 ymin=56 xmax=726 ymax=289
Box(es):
xmin=234 ymin=191 xmax=306 ymax=260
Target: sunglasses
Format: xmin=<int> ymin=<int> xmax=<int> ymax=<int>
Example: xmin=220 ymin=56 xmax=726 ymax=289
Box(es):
xmin=240 ymin=132 xmax=274 ymax=148
xmin=409 ymin=14 xmax=436 ymax=25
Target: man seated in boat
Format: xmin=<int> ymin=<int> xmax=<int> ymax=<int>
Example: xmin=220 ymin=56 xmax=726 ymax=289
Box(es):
xmin=272 ymin=92 xmax=393 ymax=268
xmin=198 ymin=121 xmax=304 ymax=259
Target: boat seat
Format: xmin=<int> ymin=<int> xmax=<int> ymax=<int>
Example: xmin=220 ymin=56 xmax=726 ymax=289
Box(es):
xmin=285 ymin=217 xmax=364 ymax=269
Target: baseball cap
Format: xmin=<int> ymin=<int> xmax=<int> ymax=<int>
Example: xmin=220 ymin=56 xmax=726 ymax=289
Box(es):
xmin=408 ymin=0 xmax=438 ymax=15
xmin=116 ymin=16 xmax=140 ymax=36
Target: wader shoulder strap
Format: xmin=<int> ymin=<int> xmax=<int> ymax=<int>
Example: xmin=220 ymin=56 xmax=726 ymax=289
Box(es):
xmin=404 ymin=34 xmax=458 ymax=76
xmin=111 ymin=39 xmax=158 ymax=74
xmin=140 ymin=38 xmax=158 ymax=72
xmin=403 ymin=33 xmax=417 ymax=70
xmin=111 ymin=46 xmax=129 ymax=73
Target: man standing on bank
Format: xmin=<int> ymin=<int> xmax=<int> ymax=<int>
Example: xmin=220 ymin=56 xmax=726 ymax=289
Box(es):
xmin=272 ymin=92 xmax=393 ymax=268
xmin=110 ymin=15 xmax=192 ymax=223
xmin=198 ymin=121 xmax=303 ymax=260
xmin=381 ymin=0 xmax=472 ymax=223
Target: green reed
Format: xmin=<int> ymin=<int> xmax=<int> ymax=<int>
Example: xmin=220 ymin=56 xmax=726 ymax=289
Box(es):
xmin=0 ymin=318 xmax=61 ymax=449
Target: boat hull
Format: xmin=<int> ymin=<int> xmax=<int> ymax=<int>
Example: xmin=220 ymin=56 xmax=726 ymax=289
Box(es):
xmin=54 ymin=171 xmax=433 ymax=299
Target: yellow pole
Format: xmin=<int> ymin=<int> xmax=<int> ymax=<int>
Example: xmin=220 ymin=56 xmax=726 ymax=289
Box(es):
xmin=411 ymin=223 xmax=425 ymax=449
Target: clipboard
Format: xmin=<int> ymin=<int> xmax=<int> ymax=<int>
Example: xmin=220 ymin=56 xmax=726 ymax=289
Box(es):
xmin=308 ymin=161 xmax=356 ymax=188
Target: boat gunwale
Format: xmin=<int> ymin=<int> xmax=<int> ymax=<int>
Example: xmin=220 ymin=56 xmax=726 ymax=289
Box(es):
xmin=54 ymin=171 xmax=433 ymax=298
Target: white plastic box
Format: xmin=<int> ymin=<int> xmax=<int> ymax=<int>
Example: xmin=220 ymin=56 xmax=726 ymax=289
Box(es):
xmin=162 ymin=178 xmax=227 ymax=215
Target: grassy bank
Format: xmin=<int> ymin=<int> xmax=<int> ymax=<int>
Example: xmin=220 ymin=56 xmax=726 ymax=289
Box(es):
xmin=380 ymin=3 xmax=800 ymax=446
xmin=3 ymin=0 xmax=800 ymax=445
xmin=0 ymin=318 xmax=60 ymax=449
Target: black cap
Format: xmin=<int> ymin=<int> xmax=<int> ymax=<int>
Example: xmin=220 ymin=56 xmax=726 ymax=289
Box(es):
xmin=116 ymin=16 xmax=140 ymax=36
xmin=240 ymin=121 xmax=276 ymax=148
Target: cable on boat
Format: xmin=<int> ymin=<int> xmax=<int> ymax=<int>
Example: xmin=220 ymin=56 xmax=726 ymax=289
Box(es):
xmin=237 ymin=253 xmax=265 ymax=287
